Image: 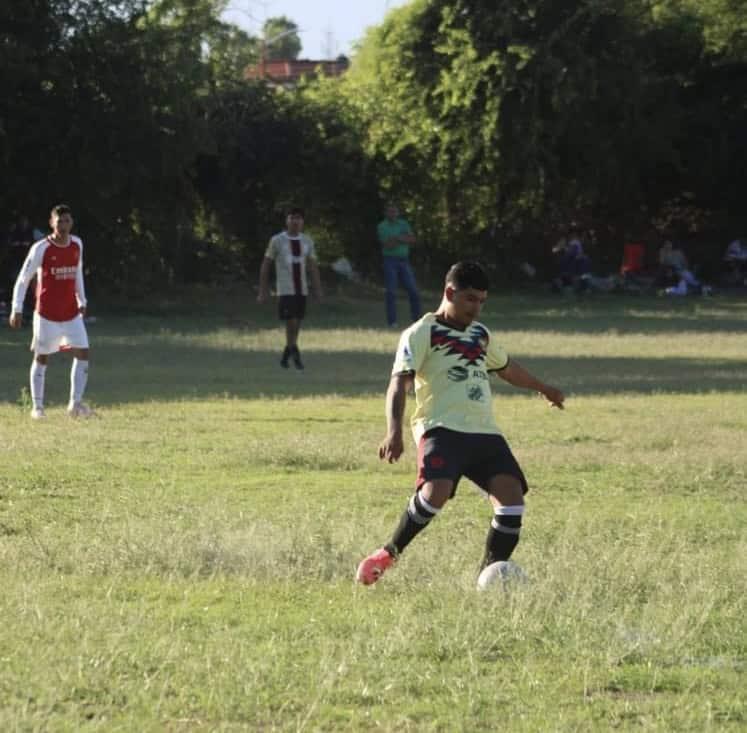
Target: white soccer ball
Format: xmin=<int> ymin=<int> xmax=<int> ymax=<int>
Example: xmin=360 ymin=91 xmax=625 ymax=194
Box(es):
xmin=476 ymin=560 xmax=528 ymax=591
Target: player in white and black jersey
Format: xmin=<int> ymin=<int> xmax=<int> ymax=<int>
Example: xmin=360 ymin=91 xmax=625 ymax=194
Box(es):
xmin=357 ymin=261 xmax=565 ymax=585
xmin=257 ymin=207 xmax=323 ymax=369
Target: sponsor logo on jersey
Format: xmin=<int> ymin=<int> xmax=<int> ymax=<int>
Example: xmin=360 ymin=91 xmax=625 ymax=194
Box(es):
xmin=50 ymin=265 xmax=77 ymax=279
xmin=447 ymin=365 xmax=469 ymax=382
xmin=431 ymin=323 xmax=489 ymax=366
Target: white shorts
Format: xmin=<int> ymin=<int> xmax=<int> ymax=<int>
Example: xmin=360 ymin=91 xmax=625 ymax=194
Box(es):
xmin=31 ymin=313 xmax=89 ymax=355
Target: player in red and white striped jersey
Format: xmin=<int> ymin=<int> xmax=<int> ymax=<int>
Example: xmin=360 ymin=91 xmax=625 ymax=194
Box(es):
xmin=9 ymin=204 xmax=93 ymax=419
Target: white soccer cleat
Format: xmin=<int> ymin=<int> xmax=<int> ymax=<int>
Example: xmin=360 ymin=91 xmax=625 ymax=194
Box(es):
xmin=30 ymin=407 xmax=46 ymax=420
xmin=67 ymin=402 xmax=94 ymax=418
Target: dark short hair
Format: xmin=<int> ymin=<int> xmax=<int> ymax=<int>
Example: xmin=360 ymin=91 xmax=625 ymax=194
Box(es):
xmin=51 ymin=204 xmax=72 ymax=217
xmin=287 ymin=207 xmax=305 ymax=218
xmin=445 ymin=261 xmax=490 ymax=291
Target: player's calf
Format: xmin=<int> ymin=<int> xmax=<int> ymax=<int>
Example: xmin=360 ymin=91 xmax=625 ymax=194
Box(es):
xmin=356 ymin=491 xmax=442 ymax=585
xmin=481 ymin=505 xmax=524 ymax=570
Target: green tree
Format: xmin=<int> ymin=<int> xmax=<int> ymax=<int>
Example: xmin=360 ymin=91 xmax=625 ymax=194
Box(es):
xmin=262 ymin=16 xmax=302 ymax=60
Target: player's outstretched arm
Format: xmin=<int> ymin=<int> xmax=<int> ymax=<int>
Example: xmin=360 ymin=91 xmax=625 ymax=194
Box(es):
xmin=497 ymin=359 xmax=565 ymax=409
xmin=379 ymin=372 xmax=414 ymax=463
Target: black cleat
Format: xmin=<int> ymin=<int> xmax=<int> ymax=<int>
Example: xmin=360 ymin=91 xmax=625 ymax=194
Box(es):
xmin=291 ymin=346 xmax=304 ymax=370
xmin=280 ymin=346 xmax=291 ymax=368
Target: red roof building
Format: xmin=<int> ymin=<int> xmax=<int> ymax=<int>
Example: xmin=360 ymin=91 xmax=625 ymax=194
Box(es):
xmin=245 ymin=58 xmax=349 ymax=87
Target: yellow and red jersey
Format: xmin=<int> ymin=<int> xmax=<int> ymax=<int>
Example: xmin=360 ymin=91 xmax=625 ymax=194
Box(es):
xmin=392 ymin=313 xmax=510 ymax=443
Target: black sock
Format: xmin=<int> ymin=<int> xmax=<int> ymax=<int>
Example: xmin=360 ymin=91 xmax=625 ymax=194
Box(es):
xmin=481 ymin=514 xmax=521 ymax=569
xmin=385 ymin=492 xmax=440 ymax=556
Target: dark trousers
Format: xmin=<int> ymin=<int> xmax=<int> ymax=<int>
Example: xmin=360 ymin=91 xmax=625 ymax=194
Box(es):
xmin=383 ymin=257 xmax=421 ymax=326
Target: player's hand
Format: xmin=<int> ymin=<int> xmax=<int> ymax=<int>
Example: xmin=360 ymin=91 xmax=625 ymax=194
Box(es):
xmin=541 ymin=386 xmax=565 ymax=409
xmin=79 ymin=306 xmax=87 ymax=318
xmin=256 ymin=291 xmax=268 ymax=304
xmin=379 ymin=433 xmax=404 ymax=463
xmin=9 ymin=312 xmax=22 ymax=329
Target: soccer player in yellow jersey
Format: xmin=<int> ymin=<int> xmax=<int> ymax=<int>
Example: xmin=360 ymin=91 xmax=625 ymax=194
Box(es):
xmin=357 ymin=261 xmax=565 ymax=585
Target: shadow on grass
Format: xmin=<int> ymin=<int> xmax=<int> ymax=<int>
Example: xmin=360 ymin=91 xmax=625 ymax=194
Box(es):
xmin=89 ymin=291 xmax=747 ymax=336
xmin=1 ymin=293 xmax=745 ymax=405
xmin=1 ymin=337 xmax=745 ymax=405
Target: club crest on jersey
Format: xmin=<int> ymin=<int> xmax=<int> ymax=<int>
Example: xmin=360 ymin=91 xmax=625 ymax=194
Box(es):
xmin=467 ymin=385 xmax=485 ymax=402
xmin=431 ymin=323 xmax=489 ymax=366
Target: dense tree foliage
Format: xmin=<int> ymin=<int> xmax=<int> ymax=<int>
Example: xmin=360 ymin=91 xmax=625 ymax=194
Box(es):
xmin=336 ymin=0 xmax=747 ymax=273
xmin=1 ymin=0 xmax=745 ymax=291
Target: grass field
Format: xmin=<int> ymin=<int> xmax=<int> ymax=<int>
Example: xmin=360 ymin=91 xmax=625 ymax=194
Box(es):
xmin=0 ymin=289 xmax=745 ymax=731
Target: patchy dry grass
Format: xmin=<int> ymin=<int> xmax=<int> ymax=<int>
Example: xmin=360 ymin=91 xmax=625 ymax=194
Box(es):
xmin=0 ymin=292 xmax=744 ymax=730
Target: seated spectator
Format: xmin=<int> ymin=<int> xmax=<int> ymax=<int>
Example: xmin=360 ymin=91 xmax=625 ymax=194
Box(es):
xmin=656 ymin=241 xmax=688 ymax=287
xmin=724 ymin=238 xmax=747 ymax=286
xmin=621 ymin=241 xmax=646 ymax=277
xmin=552 ymin=226 xmax=592 ymax=293
xmin=663 ymin=268 xmax=710 ymax=296
xmin=660 ymin=245 xmax=711 ymax=295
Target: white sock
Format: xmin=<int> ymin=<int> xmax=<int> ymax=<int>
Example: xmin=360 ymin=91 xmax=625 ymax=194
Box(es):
xmin=30 ymin=361 xmax=47 ymax=410
xmin=70 ymin=359 xmax=89 ymax=405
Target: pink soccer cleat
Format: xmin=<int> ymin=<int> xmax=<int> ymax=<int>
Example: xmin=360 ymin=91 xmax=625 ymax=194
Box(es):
xmin=356 ymin=548 xmax=395 ymax=585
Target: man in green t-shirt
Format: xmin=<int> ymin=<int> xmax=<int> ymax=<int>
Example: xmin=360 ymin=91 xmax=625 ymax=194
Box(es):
xmin=376 ymin=203 xmax=421 ymax=327
xmin=356 ymin=261 xmax=565 ymax=587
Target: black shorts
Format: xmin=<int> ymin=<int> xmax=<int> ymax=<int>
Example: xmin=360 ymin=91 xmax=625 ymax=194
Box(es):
xmin=278 ymin=295 xmax=307 ymax=321
xmin=416 ymin=427 xmax=528 ymax=496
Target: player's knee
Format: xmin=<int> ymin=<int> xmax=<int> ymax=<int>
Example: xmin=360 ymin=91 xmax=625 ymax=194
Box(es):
xmin=419 ymin=482 xmax=451 ymax=509
xmin=488 ymin=475 xmax=524 ymax=505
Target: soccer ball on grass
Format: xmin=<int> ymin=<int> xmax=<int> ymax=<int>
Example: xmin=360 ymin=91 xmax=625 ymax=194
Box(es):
xmin=476 ymin=560 xmax=528 ymax=591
